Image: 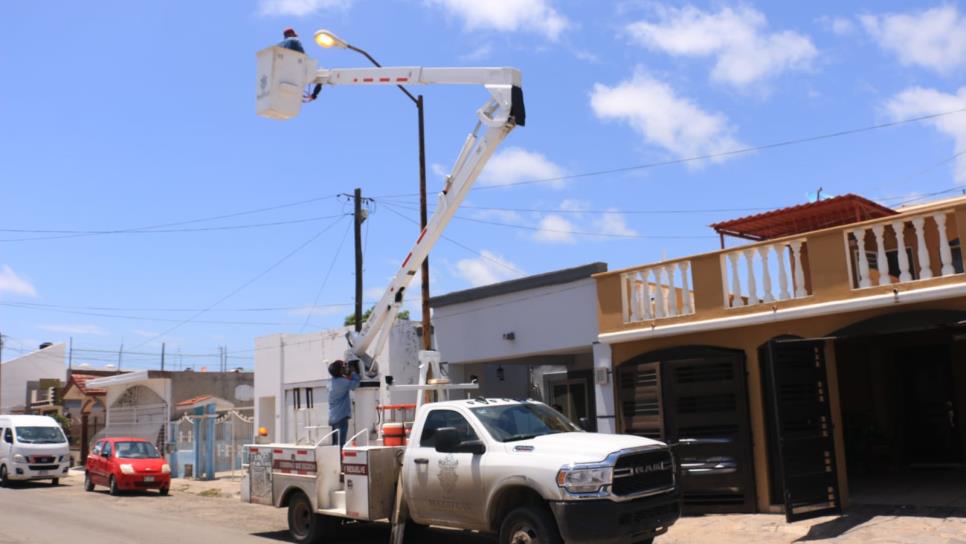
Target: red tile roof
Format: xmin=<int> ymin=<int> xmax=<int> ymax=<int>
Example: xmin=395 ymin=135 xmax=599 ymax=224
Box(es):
xmin=68 ymin=374 xmax=106 ymax=396
xmin=710 ymin=194 xmax=897 ymax=241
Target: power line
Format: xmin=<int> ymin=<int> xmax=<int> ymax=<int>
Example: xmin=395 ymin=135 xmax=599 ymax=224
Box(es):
xmin=2 ymin=301 xmax=358 ymax=313
xmin=370 ymin=106 xmax=966 ymax=198
xmin=0 ymin=302 xmax=313 ymax=326
xmin=381 ymin=201 xmax=713 ymax=240
xmin=0 ymin=195 xmax=341 ymax=242
xmin=300 ymin=220 xmax=353 ymax=333
xmin=131 ymin=214 xmax=350 ymax=350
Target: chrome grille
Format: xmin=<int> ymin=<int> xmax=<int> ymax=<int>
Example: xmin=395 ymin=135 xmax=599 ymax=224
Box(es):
xmin=612 ymin=449 xmax=674 ymax=496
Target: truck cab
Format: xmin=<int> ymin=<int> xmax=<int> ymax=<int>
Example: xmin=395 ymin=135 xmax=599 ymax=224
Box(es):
xmin=404 ymin=399 xmax=680 ymax=544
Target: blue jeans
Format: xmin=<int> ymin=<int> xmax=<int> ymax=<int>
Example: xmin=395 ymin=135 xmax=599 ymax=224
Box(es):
xmin=331 ymin=418 xmax=349 ymax=448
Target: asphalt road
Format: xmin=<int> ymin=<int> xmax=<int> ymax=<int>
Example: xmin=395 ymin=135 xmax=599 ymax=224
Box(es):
xmin=0 ymin=476 xmax=494 ymax=544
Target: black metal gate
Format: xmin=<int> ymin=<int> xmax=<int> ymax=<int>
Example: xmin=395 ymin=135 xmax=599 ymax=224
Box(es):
xmin=763 ymin=339 xmax=842 ymax=522
xmin=619 ymin=348 xmax=756 ymax=513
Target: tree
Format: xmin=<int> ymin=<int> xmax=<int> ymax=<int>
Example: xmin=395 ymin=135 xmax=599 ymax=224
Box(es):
xmin=345 ymin=306 xmax=410 ymax=326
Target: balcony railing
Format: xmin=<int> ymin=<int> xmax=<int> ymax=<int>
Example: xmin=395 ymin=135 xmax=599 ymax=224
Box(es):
xmin=621 ymin=259 xmax=694 ymax=323
xmin=846 ymin=209 xmax=963 ymax=289
xmin=721 ymin=238 xmax=810 ymax=309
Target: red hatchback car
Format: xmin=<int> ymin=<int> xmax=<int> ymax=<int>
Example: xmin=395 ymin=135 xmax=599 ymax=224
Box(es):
xmin=85 ymin=437 xmax=170 ymax=495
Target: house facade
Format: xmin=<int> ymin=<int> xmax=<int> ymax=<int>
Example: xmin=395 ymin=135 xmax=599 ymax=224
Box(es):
xmin=0 ymin=342 xmax=65 ymax=414
xmin=594 ymin=195 xmax=966 ymax=519
xmin=431 ymin=262 xmax=616 ymax=432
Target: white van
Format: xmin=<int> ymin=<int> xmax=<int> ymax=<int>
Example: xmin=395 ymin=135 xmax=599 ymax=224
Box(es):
xmin=0 ymin=415 xmax=71 ymax=486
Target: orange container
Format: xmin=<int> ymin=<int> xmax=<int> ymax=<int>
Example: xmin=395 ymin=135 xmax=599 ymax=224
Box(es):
xmin=383 ymin=423 xmax=405 ymax=446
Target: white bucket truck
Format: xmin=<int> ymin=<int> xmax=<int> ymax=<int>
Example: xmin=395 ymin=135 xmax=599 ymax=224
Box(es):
xmin=246 ymin=38 xmax=681 ymax=544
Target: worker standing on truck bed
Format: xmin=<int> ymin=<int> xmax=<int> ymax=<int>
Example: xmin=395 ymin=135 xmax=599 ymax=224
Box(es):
xmin=328 ymin=360 xmax=360 ymax=448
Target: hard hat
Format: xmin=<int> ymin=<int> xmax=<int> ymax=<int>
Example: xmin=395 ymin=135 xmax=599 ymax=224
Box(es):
xmin=283 ymin=27 xmax=298 ymax=38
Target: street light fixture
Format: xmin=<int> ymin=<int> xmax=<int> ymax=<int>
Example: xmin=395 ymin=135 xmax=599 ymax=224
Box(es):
xmin=313 ymin=30 xmax=433 ymax=352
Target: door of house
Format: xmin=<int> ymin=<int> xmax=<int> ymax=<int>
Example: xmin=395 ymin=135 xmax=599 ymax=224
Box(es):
xmin=898 ymin=345 xmax=962 ymax=465
xmin=763 ymin=339 xmax=842 ymax=522
xmin=546 ymin=372 xmax=594 ymax=430
xmin=617 ymin=349 xmax=756 ymax=514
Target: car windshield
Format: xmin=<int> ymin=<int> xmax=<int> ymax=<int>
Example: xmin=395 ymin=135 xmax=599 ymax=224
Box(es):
xmin=15 ymin=426 xmax=66 ymax=444
xmin=470 ymin=403 xmax=581 ymax=442
xmin=115 ymin=441 xmax=162 ymax=459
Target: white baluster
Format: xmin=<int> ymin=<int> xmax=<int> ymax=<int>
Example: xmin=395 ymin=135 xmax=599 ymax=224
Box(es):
xmin=912 ymin=217 xmax=933 ymax=280
xmin=743 ymin=249 xmax=758 ymax=305
xmin=853 ymin=229 xmax=872 ymax=288
xmin=678 ymin=261 xmax=693 ymax=314
xmin=640 ymin=271 xmax=653 ymax=320
xmin=892 ymin=220 xmax=912 ymax=282
xmin=621 ymin=274 xmax=634 ymax=323
xmin=790 ymin=240 xmax=807 ymax=298
xmin=666 ymin=265 xmax=678 ymax=316
xmin=759 ymin=245 xmax=775 ymax=303
xmin=652 ymin=268 xmax=667 ymax=318
xmin=934 ymin=212 xmax=956 ymax=276
xmin=872 ymin=224 xmax=890 ymax=286
xmin=775 ymin=243 xmax=790 ymax=300
xmin=624 ymin=274 xmax=636 ymax=322
xmin=728 ymin=252 xmax=744 ymax=307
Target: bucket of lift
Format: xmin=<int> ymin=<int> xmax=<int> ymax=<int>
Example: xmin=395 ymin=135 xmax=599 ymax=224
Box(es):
xmin=256 ymin=46 xmax=317 ymax=120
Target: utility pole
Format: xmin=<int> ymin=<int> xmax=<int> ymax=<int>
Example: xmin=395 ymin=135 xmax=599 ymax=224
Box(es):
xmin=354 ymin=187 xmax=364 ymax=333
xmin=161 ymin=342 xmax=166 ymax=371
xmin=417 ymin=95 xmax=432 ymax=351
xmin=117 ymin=343 xmax=123 ymax=374
xmin=0 ymin=330 xmax=4 ymax=414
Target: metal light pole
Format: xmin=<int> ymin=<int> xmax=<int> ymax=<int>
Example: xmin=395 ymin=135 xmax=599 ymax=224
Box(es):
xmin=315 ymin=30 xmax=433 ymax=350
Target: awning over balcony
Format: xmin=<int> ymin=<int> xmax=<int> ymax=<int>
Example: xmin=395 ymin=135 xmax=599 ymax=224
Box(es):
xmin=711 ymin=194 xmax=897 ymax=242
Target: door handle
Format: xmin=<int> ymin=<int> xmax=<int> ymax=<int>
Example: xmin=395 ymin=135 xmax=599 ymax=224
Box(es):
xmin=414 ymin=458 xmax=429 ymax=465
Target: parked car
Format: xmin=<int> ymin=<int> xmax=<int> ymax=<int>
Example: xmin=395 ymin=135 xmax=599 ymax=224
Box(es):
xmin=85 ymin=437 xmax=170 ymax=496
xmin=0 ymin=415 xmax=71 ymax=486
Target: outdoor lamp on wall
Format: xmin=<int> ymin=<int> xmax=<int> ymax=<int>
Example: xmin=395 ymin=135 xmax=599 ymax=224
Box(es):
xmin=496 ymin=365 xmax=505 ymax=382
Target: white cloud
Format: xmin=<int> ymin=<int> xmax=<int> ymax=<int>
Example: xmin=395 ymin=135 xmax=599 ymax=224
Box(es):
xmin=454 ymin=250 xmax=524 ymax=287
xmin=626 ymin=5 xmax=816 ymax=88
xmin=288 ymin=305 xmax=346 ymax=317
xmin=479 ymin=147 xmax=567 ymax=188
xmin=861 ymin=6 xmax=966 ymax=74
xmin=590 ymin=70 xmax=745 ymax=164
xmin=594 ymin=209 xmax=638 ymax=237
xmin=470 ymin=208 xmax=524 ymax=224
xmin=460 ymin=44 xmax=493 ymax=62
xmin=258 ymin=0 xmax=352 ymax=16
xmin=0 ymin=265 xmax=37 ymax=297
xmin=427 ymin=0 xmax=569 ymax=40
xmin=39 ymin=324 xmax=109 ymax=336
xmin=132 ymin=329 xmax=160 ymax=338
xmin=532 ymin=215 xmax=576 ymax=244
xmin=817 ymin=15 xmax=855 ymax=36
xmin=431 ymin=163 xmax=449 ymax=179
xmin=886 ymin=86 xmax=966 ymax=183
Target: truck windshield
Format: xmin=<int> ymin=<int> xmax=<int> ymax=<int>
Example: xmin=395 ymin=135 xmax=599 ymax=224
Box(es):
xmin=15 ymin=426 xmax=66 ymax=444
xmin=115 ymin=441 xmax=162 ymax=459
xmin=471 ymin=403 xmax=580 ymax=442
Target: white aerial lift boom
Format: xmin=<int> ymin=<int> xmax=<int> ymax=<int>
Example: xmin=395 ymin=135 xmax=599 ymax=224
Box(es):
xmin=257 ymin=46 xmax=526 ymax=408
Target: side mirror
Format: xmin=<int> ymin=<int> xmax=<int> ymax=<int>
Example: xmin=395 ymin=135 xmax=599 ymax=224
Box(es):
xmin=434 ymin=427 xmax=486 ymax=455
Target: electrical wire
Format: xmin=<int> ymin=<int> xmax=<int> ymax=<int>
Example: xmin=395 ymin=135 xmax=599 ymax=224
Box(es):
xmin=2 ymin=301 xmax=359 ymax=313
xmin=0 ymin=302 xmax=312 ymax=326
xmin=299 ymin=220 xmax=353 ymax=333
xmin=130 ymin=214 xmax=350 ymax=350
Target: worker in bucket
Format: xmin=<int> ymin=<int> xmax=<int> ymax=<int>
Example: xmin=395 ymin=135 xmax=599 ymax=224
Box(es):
xmin=328 ymin=360 xmax=360 ymax=448
xmin=278 ymin=27 xmax=305 ymax=53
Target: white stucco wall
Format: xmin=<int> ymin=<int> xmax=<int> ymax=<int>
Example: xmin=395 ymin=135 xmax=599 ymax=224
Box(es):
xmin=1 ymin=343 xmax=66 ymax=413
xmin=432 ymin=277 xmax=601 ymax=364
xmin=253 ymin=321 xmax=422 ymax=443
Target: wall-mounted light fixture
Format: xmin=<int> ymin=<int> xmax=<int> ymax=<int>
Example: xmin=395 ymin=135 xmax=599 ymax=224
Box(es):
xmin=502 ymin=332 xmax=515 ymax=341
xmin=496 ymin=365 xmax=506 ymax=382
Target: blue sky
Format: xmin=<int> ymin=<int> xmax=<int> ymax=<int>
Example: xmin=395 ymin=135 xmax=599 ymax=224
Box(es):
xmin=2 ymin=0 xmax=965 ymax=368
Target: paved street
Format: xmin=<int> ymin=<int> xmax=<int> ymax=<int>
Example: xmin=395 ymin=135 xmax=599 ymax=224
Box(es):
xmin=3 ymin=474 xmax=966 ymax=544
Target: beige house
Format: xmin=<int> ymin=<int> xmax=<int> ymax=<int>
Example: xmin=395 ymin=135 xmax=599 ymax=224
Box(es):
xmin=593 ymin=194 xmax=966 ymax=521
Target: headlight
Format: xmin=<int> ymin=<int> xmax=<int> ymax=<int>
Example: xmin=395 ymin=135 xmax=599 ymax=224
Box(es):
xmin=120 ymin=464 xmax=135 ymax=475
xmin=161 ymin=464 xmax=171 ymax=474
xmin=13 ymin=454 xmax=26 ymax=463
xmin=556 ymin=466 xmax=613 ymax=494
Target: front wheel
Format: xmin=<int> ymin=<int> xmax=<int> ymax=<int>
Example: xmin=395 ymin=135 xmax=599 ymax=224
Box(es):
xmin=287 ymin=492 xmax=336 ymax=544
xmin=51 ymin=478 xmax=59 ymax=486
xmin=159 ymin=487 xmax=169 ymax=496
xmin=499 ymin=505 xmax=563 ymax=544
xmin=84 ymin=473 xmax=94 ymax=492
xmin=0 ymin=465 xmax=8 ymax=488
xmin=109 ymin=475 xmax=119 ymax=496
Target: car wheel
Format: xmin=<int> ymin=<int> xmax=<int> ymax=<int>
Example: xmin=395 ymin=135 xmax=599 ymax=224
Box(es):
xmin=0 ymin=465 xmax=8 ymax=488
xmin=51 ymin=478 xmax=59 ymax=486
xmin=159 ymin=487 xmax=169 ymax=496
xmin=500 ymin=505 xmax=563 ymax=544
xmin=109 ymin=475 xmax=119 ymax=496
xmin=84 ymin=472 xmax=94 ymax=492
xmin=287 ymin=492 xmax=334 ymax=544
